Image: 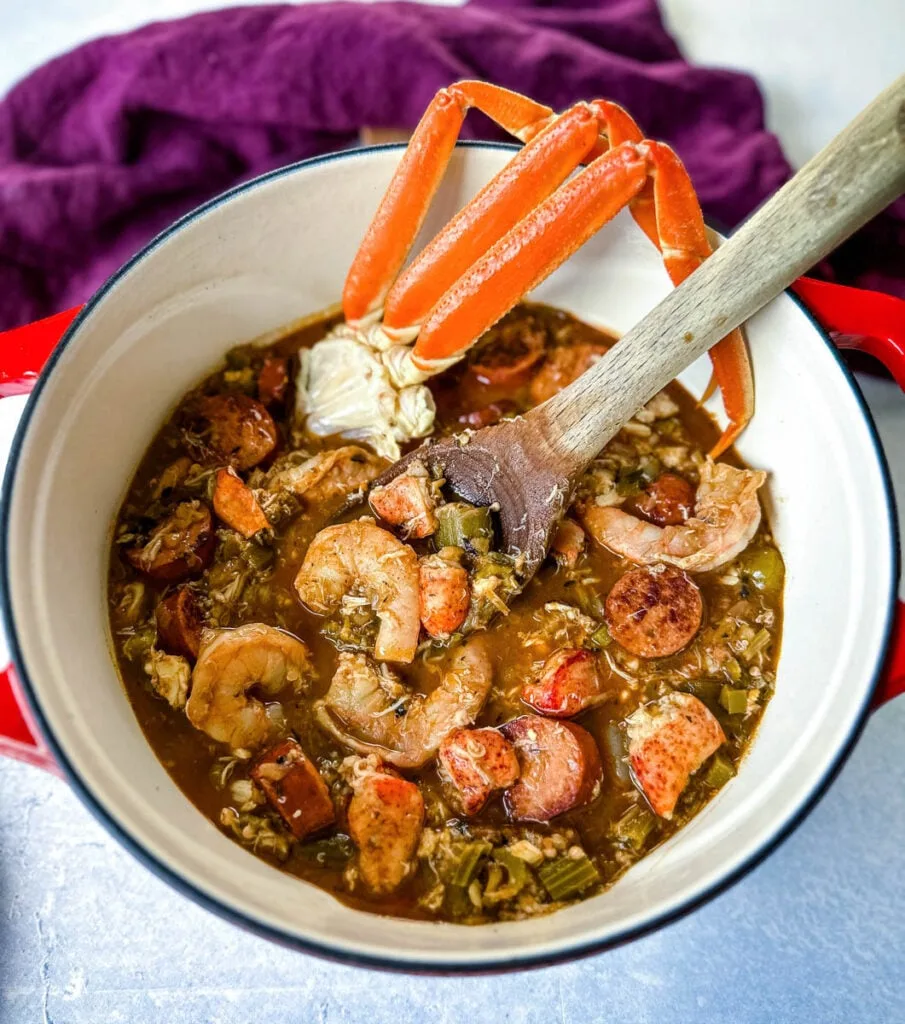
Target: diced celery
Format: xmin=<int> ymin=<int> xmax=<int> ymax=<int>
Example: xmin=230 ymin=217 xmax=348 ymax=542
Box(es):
xmin=612 ymin=804 xmax=656 ymax=850
xmin=704 ymin=754 xmax=736 ymax=789
xmin=738 ymin=546 xmax=785 ymax=594
xmin=482 ymin=848 xmax=531 ymax=904
xmin=724 ymin=656 xmax=743 ymax=683
xmin=436 ymin=502 xmax=493 ymax=551
xmin=451 ymin=840 xmax=492 ymax=887
xmin=720 ymin=685 xmax=748 ymax=715
xmin=589 ymin=624 xmax=612 ymax=649
xmin=742 ymin=628 xmax=772 ymax=664
xmin=604 ymin=723 xmax=631 ymax=783
xmin=538 ymin=855 xmax=601 ymax=900
xmin=493 ymin=848 xmax=529 ymax=889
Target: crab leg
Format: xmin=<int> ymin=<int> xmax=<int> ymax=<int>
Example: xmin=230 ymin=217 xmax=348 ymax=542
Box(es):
xmin=639 ymin=141 xmax=754 ymax=455
xmin=384 ymin=104 xmax=600 ymax=330
xmin=342 ymin=83 xmax=554 ymax=323
xmin=411 ymin=143 xmax=649 ymax=369
xmin=593 ymin=100 xmax=754 ymax=456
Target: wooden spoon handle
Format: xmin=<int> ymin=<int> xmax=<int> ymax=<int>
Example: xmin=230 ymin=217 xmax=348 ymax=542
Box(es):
xmin=534 ymin=74 xmax=905 ymax=468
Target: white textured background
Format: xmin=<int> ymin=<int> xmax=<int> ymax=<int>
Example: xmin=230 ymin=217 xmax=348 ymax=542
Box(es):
xmin=1 ymin=2 xmax=904 ymax=1022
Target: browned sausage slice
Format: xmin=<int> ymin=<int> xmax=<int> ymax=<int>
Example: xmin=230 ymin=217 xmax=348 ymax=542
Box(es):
xmin=197 ymin=394 xmax=278 ymax=470
xmin=156 ymin=588 xmax=203 ymax=660
xmin=126 ymin=501 xmax=216 ymax=582
xmin=347 ymin=772 xmax=424 ymax=894
xmin=252 ymin=738 xmax=335 ymax=839
xmin=257 ymin=356 xmax=290 ymax=409
xmin=626 ymin=692 xmax=725 ymax=817
xmin=605 ymin=565 xmax=702 ymax=658
xmin=521 ymin=648 xmax=602 ymax=718
xmin=501 ymin=715 xmax=602 ymax=822
xmin=212 ymin=467 xmax=270 ymax=538
xmin=419 ymin=551 xmax=470 ymax=637
xmin=629 ymin=473 xmax=695 ymax=527
xmin=438 ymin=727 xmax=520 ymax=816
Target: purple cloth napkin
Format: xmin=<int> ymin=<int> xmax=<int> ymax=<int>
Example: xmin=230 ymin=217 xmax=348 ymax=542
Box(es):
xmin=0 ymin=0 xmax=818 ymax=330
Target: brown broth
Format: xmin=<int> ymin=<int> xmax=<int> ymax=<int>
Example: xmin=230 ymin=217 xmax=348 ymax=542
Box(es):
xmin=108 ymin=303 xmax=783 ymax=922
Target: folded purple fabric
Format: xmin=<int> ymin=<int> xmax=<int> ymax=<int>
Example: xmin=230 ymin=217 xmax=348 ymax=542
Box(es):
xmin=0 ymin=0 xmax=801 ymax=329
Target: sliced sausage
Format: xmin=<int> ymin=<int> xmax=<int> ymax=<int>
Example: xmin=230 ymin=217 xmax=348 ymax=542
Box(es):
xmin=501 ymin=715 xmax=602 ymax=822
xmin=369 ymin=467 xmax=438 ymax=538
xmin=521 ymin=648 xmax=602 ymax=718
xmin=626 ymin=692 xmax=725 ymax=818
xmin=438 ymin=727 xmax=520 ymax=816
xmin=419 ymin=551 xmax=470 ymax=637
xmin=196 ymin=393 xmax=278 ymax=470
xmin=550 ymin=518 xmax=586 ymax=567
xmin=528 ymin=342 xmax=608 ymax=405
xmin=212 ymin=467 xmax=270 ymax=538
xmin=155 ymin=588 xmax=203 ymax=660
xmin=605 ymin=565 xmax=702 ymax=658
xmin=126 ymin=501 xmax=216 ymax=582
xmin=347 ymin=772 xmax=424 ymax=895
xmin=257 ymin=356 xmax=290 ymax=409
xmin=252 ymin=738 xmax=335 ymax=839
xmin=629 ymin=473 xmax=695 ymax=527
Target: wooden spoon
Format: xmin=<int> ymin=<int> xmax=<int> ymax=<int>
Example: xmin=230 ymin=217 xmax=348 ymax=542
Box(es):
xmin=378 ymin=76 xmax=905 ymax=579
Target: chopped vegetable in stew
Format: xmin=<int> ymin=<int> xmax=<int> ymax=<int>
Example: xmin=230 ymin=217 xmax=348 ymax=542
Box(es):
xmin=108 ymin=303 xmax=783 ymax=923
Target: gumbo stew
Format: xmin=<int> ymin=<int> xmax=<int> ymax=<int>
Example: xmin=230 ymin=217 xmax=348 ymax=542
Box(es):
xmin=108 ymin=303 xmax=783 ymax=923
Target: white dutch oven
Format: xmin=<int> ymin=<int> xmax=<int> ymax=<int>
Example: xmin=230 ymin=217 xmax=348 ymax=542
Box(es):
xmin=1 ymin=143 xmax=903 ymax=972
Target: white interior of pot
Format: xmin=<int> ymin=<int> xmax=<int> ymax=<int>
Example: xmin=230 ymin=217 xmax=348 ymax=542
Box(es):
xmin=5 ymin=145 xmax=894 ymax=968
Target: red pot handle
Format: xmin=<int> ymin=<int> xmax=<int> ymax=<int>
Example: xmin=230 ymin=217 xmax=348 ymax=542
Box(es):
xmin=1 ymin=283 xmax=904 ymax=772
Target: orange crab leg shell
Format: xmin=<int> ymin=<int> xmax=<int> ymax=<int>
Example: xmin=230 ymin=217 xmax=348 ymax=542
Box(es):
xmin=342 ymin=83 xmax=554 ymax=322
xmin=640 ymin=141 xmax=753 ymax=454
xmin=412 ymin=143 xmax=648 ymax=369
xmin=384 ymin=104 xmax=600 ymax=330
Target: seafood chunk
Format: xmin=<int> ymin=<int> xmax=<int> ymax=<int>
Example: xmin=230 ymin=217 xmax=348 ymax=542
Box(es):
xmin=501 ymin=716 xmax=602 ymax=822
xmin=626 ymin=692 xmax=725 ymax=817
xmin=252 ymin=738 xmax=335 ymax=839
xmin=529 ymin=342 xmax=608 ymax=404
xmin=582 ymin=460 xmax=766 ymax=573
xmin=369 ymin=463 xmax=438 ymax=538
xmin=521 ymin=648 xmax=602 ymax=718
xmin=438 ymin=727 xmax=519 ymax=816
xmin=268 ymin=446 xmax=386 ymax=509
xmin=212 ymin=467 xmax=270 ymax=538
xmin=186 ymin=623 xmax=313 ymax=749
xmin=196 ymin=393 xmax=278 ymax=470
xmin=316 ymin=639 xmax=493 ymax=769
xmin=550 ymin=519 xmax=586 ymax=567
xmin=155 ymin=587 xmax=203 ymax=660
xmin=295 ymin=520 xmax=420 ymax=663
xmin=419 ymin=548 xmax=470 ymax=637
xmin=348 ymin=771 xmax=425 ymax=894
xmin=144 ymin=649 xmax=191 ymax=709
xmin=605 ymin=565 xmax=702 ymax=658
xmin=126 ymin=501 xmax=216 ymax=582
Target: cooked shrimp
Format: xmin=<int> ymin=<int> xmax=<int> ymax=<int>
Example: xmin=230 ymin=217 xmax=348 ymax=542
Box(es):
xmin=581 ymin=460 xmax=766 ymax=573
xmin=295 ymin=520 xmax=420 ymax=662
xmin=315 ymin=638 xmax=493 ymax=768
xmin=186 ymin=623 xmax=313 ymax=749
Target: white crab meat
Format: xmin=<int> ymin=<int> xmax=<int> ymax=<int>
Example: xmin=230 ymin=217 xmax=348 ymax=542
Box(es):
xmin=295 ymin=323 xmax=438 ymax=460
